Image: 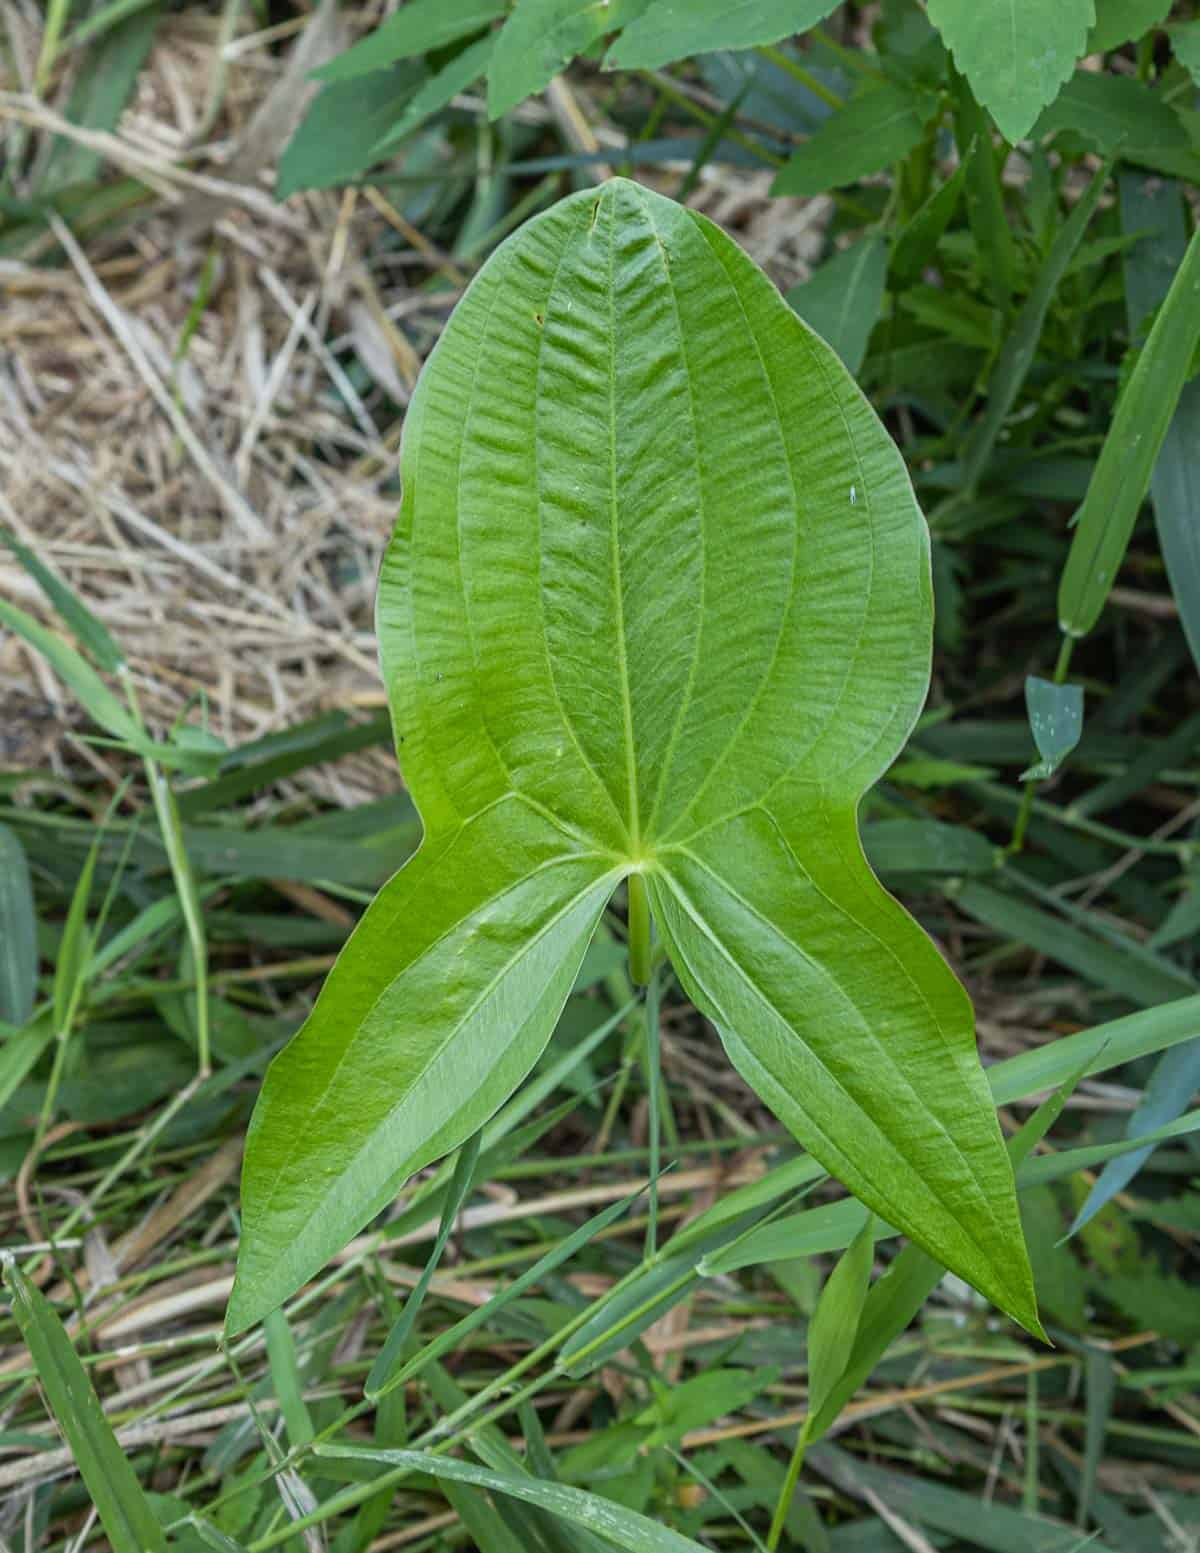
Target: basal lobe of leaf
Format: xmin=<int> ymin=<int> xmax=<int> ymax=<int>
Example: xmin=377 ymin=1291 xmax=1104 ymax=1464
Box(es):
xmin=230 ymin=177 xmax=1040 ymax=1339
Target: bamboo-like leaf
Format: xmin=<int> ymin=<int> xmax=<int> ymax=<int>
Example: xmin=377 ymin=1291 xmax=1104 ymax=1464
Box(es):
xmin=3 ymin=1259 xmax=168 ymax=1553
xmin=1119 ymin=173 xmax=1200 ymax=678
xmin=1058 ymin=215 xmax=1200 ymax=638
xmin=805 ymin=1215 xmax=874 ymax=1421
xmin=230 ymin=179 xmax=1038 ymax=1339
xmin=0 ymin=528 xmax=124 ymax=670
xmin=605 ymin=0 xmax=840 ymax=72
xmin=315 ymin=0 xmax=504 ymax=83
xmin=316 ymin=1445 xmax=717 ymax=1553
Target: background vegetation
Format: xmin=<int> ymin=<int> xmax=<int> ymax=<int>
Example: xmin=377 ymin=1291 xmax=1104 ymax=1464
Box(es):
xmin=1 ymin=1 xmax=1200 ymax=1549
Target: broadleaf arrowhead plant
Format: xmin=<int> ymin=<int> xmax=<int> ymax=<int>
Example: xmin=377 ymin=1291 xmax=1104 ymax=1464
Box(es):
xmin=227 ymin=178 xmax=1040 ymax=1340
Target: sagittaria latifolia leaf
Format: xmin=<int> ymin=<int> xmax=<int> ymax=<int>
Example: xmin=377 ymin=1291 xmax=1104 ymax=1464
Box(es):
xmin=227 ymin=178 xmax=1039 ymax=1339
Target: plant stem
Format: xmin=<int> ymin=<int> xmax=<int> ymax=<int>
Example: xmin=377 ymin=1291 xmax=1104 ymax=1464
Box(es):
xmin=767 ymin=1416 xmax=812 ymax=1549
xmin=643 ymin=970 xmax=660 ymax=1259
xmin=627 ymin=871 xmax=651 ymax=986
xmin=756 ymin=45 xmax=843 ymax=110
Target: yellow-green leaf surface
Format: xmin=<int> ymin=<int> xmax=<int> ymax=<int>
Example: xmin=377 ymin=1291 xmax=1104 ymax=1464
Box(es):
xmin=229 ymin=179 xmax=1038 ymax=1338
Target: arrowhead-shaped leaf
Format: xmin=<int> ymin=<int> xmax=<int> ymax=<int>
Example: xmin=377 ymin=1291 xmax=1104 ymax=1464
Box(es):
xmin=228 ymin=179 xmax=1039 ymax=1339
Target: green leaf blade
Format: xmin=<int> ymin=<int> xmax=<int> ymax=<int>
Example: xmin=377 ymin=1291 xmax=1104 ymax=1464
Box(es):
xmin=3 ymin=1260 xmax=168 ymax=1553
xmin=926 ymin=0 xmax=1094 ymax=144
xmin=652 ymin=802 xmax=1041 ymax=1337
xmin=606 ymin=0 xmax=840 ymax=72
xmin=233 ymin=177 xmax=1037 ymax=1341
xmin=772 ymin=82 xmax=933 ymax=197
xmin=227 ymin=804 xmax=618 ymax=1335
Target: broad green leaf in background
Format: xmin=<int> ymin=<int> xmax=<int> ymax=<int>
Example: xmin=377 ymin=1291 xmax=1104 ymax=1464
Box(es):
xmin=0 ymin=825 xmax=37 ymax=1025
xmin=772 ymin=82 xmax=935 ymax=197
xmin=3 ymin=1259 xmax=168 ymax=1553
xmin=277 ymin=66 xmax=424 ymax=198
xmin=1120 ymin=174 xmax=1200 ymax=677
xmin=487 ymin=0 xmax=651 ymax=120
xmin=1090 ymin=0 xmax=1172 ymax=52
xmin=1059 ymin=217 xmax=1200 ymax=638
xmin=925 ymin=0 xmax=1094 ymax=144
xmin=1034 ymin=72 xmax=1200 ymax=181
xmin=315 ymin=0 xmax=505 ymax=83
xmin=229 ymin=179 xmax=1039 ymax=1339
xmin=785 ymin=236 xmax=888 ymax=376
xmin=606 ymin=0 xmax=841 ymax=72
xmin=1021 ymin=676 xmax=1083 ymax=781
xmin=1172 ymin=22 xmax=1200 ymax=85
xmin=373 ymin=35 xmax=496 ymax=156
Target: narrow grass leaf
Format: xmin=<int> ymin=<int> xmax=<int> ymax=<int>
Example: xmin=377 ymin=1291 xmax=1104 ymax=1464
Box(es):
xmin=1059 ymin=209 xmax=1200 ymax=636
xmin=263 ymin=1310 xmax=314 ymax=1448
xmin=0 ymin=1012 xmax=55 ymax=1111
xmin=1079 ymin=1347 xmax=1115 ymax=1528
xmin=929 ymin=0 xmax=1092 ymax=143
xmin=0 ymin=825 xmax=37 ymax=1024
xmin=2 ymin=1259 xmax=168 ymax=1553
xmin=806 ymin=1214 xmax=874 ymax=1420
xmin=0 ymin=530 xmax=123 ymax=670
xmin=809 ymin=1441 xmax=1122 ymax=1553
xmin=315 ymin=0 xmax=504 ymax=82
xmin=1067 ymin=1037 xmax=1200 ymax=1238
xmin=366 ymin=1130 xmax=482 ymax=1398
xmin=316 ymin=1445 xmax=716 ymax=1553
xmin=953 ymin=880 xmax=1195 ymax=1007
xmin=1119 ymin=173 xmax=1200 ymax=676
xmin=891 ymin=146 xmax=972 ymax=286
xmin=372 ymin=36 xmax=496 ymax=155
xmin=785 ymin=236 xmax=889 ymax=375
xmin=0 ymin=599 xmax=139 ymax=745
xmin=53 ymin=836 xmax=99 ymax=1037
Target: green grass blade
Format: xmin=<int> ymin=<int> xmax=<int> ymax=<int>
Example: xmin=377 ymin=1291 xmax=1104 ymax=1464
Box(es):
xmin=2 ymin=1258 xmax=168 ymax=1553
xmin=0 ymin=824 xmax=37 ymax=1024
xmin=366 ymin=1130 xmax=482 ymax=1398
xmin=315 ymin=1445 xmax=719 ymax=1553
xmin=0 ymin=529 xmax=123 ymax=670
xmin=0 ymin=598 xmax=139 ymax=746
xmin=1059 ymin=218 xmax=1200 ymax=638
xmin=263 ymin=1309 xmax=314 ymax=1448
